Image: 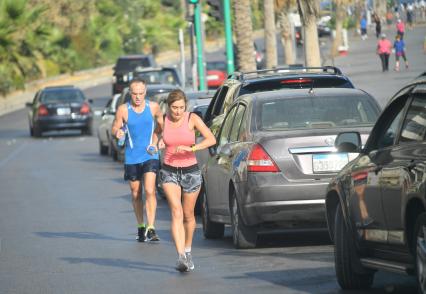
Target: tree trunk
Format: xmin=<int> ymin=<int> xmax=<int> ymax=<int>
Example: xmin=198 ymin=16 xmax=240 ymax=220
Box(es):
xmin=373 ymin=0 xmax=387 ymax=20
xmin=353 ymin=0 xmax=363 ymax=35
xmin=297 ymin=0 xmax=321 ymax=67
xmin=233 ymin=0 xmax=256 ymax=72
xmin=264 ymin=0 xmax=278 ymax=68
xmin=332 ymin=1 xmax=346 ymax=57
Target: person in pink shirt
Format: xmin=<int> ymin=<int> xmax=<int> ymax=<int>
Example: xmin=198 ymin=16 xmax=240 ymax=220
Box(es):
xmin=159 ymin=89 xmax=216 ymax=272
xmin=377 ymin=33 xmax=392 ymax=72
xmin=396 ymin=19 xmax=405 ymax=39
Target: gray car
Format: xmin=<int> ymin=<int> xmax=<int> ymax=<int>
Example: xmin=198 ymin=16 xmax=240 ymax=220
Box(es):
xmin=201 ymin=87 xmax=381 ymax=249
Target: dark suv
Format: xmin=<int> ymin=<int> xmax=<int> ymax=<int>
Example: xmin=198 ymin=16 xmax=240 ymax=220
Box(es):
xmin=112 ymin=54 xmax=156 ymax=94
xmin=325 ymin=73 xmax=426 ymax=292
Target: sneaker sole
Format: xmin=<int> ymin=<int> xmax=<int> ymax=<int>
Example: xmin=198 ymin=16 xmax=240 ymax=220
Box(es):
xmin=176 ymin=263 xmax=189 ymax=272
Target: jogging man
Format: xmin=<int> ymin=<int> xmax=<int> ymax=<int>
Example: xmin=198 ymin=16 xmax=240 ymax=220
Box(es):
xmin=112 ymin=78 xmax=163 ymax=242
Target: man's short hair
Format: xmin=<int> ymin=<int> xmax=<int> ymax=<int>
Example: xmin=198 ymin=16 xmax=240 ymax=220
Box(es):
xmin=129 ymin=77 xmax=147 ymax=88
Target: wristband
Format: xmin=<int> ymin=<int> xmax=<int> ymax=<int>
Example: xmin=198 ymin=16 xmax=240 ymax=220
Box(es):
xmin=191 ymin=145 xmax=197 ymax=152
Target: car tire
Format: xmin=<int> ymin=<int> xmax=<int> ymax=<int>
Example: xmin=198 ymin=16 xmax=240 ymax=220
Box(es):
xmin=201 ymin=184 xmax=224 ymax=239
xmin=99 ymin=141 xmax=109 ymax=155
xmin=334 ymin=203 xmax=374 ymax=289
xmin=33 ymin=124 xmax=42 ymax=137
xmin=231 ymin=192 xmax=257 ymax=249
xmin=82 ymin=124 xmax=93 ymax=136
xmin=414 ymin=213 xmax=426 ymax=294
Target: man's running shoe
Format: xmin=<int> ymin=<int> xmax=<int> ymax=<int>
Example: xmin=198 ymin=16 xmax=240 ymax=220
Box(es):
xmin=137 ymin=227 xmax=146 ymax=242
xmin=146 ymin=228 xmax=160 ymax=241
xmin=185 ymin=252 xmax=194 ymax=271
xmin=175 ymin=254 xmax=189 ymax=272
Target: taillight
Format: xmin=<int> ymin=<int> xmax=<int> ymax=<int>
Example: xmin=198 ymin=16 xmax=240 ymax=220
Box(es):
xmin=38 ymin=105 xmax=48 ymax=116
xmin=80 ymin=102 xmax=91 ymax=114
xmin=281 ymin=78 xmax=312 ymax=84
xmin=247 ymin=144 xmax=280 ymax=172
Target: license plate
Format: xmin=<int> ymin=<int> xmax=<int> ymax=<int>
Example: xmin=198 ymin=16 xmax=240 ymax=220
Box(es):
xmin=313 ymin=153 xmax=348 ymax=173
xmin=57 ymin=108 xmax=71 ymax=115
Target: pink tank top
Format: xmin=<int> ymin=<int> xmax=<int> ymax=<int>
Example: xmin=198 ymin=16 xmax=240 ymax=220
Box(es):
xmin=163 ymin=112 xmax=197 ymax=167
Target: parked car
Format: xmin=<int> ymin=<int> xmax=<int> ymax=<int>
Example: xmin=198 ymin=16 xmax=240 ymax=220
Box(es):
xmin=206 ymin=61 xmax=227 ymax=89
xmin=133 ymin=66 xmax=182 ymax=88
xmin=112 ymin=54 xmax=156 ymax=94
xmin=201 ymin=87 xmax=381 ymax=249
xmin=325 ymin=73 xmax=426 ymax=291
xmin=26 ymin=85 xmax=93 ymax=137
xmin=97 ymin=93 xmax=121 ymax=155
xmin=110 ymin=84 xmax=180 ymax=162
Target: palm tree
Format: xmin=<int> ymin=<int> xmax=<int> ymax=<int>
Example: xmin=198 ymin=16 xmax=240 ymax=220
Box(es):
xmin=233 ymin=0 xmax=256 ymax=72
xmin=264 ymin=0 xmax=277 ymax=68
xmin=297 ymin=0 xmax=321 ymax=67
xmin=331 ymin=0 xmax=350 ymax=57
xmin=275 ymin=0 xmax=296 ymax=65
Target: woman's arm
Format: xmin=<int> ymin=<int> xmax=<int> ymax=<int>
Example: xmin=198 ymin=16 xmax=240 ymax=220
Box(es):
xmin=191 ymin=114 xmax=216 ymax=151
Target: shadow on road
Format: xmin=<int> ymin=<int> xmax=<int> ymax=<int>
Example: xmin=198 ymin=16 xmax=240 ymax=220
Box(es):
xmin=35 ymin=231 xmax=133 ymax=242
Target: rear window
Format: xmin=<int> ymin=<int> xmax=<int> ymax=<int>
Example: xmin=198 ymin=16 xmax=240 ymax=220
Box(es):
xmin=239 ymin=77 xmax=353 ymax=96
xmin=258 ymin=95 xmax=379 ymax=130
xmin=134 ymin=69 xmax=179 ymax=85
xmin=40 ymin=90 xmax=85 ymax=103
xmin=115 ymin=57 xmax=151 ymax=72
xmin=207 ymin=62 xmax=227 ymax=71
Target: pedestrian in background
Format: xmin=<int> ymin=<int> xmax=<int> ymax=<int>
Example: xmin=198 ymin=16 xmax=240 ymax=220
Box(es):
xmin=377 ymin=33 xmax=392 ymax=72
xmin=373 ymin=12 xmax=382 ymax=39
xmin=112 ymin=78 xmax=163 ymax=243
xmin=396 ymin=19 xmax=405 ymax=39
xmin=360 ymin=15 xmax=368 ymax=40
xmin=159 ymin=89 xmax=216 ymax=272
xmin=393 ymin=34 xmax=409 ymax=71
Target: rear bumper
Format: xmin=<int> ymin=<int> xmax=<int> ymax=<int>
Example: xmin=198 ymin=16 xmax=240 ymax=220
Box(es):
xmin=37 ymin=115 xmax=92 ymax=131
xmin=239 ymin=176 xmax=329 ymax=227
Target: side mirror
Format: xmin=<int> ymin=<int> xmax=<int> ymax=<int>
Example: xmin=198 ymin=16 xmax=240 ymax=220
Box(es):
xmin=25 ymin=102 xmax=33 ymax=107
xmin=335 ymin=132 xmax=362 ymax=153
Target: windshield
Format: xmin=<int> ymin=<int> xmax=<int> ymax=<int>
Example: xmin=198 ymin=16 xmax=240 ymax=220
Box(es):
xmin=115 ymin=57 xmax=151 ymax=72
xmin=258 ymin=95 xmax=379 ymax=130
xmin=134 ymin=69 xmax=180 ymax=86
xmin=40 ymin=90 xmax=85 ymax=103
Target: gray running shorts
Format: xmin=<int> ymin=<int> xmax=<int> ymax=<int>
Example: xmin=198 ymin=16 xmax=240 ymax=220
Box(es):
xmin=159 ymin=164 xmax=202 ymax=193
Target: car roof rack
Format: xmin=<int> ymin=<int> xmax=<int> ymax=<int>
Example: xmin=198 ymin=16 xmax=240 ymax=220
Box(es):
xmin=44 ymin=85 xmax=75 ymax=89
xmin=228 ymin=66 xmax=343 ymax=81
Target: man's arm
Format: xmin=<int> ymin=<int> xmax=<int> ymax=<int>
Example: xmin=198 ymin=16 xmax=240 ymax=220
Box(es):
xmin=151 ymin=102 xmax=164 ymax=146
xmin=111 ymin=105 xmax=125 ymax=139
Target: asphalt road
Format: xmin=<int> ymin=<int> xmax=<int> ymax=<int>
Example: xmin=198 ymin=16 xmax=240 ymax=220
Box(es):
xmin=0 ymin=25 xmax=425 ymax=294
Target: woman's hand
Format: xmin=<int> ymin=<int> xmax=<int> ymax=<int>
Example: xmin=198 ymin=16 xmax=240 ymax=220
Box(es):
xmin=175 ymin=145 xmax=192 ymax=153
xmin=158 ymin=138 xmax=165 ymax=149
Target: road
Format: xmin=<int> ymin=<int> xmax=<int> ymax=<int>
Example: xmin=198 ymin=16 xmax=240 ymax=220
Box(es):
xmin=0 ymin=26 xmax=425 ymax=294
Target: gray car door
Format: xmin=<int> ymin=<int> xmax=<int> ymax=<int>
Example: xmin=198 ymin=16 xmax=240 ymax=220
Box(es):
xmin=206 ymin=105 xmax=238 ymax=216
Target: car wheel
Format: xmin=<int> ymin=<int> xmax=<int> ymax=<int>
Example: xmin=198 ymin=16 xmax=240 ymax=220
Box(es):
xmin=99 ymin=141 xmax=109 ymax=155
xmin=33 ymin=124 xmax=42 ymax=137
xmin=334 ymin=203 xmax=374 ymax=289
xmin=231 ymin=192 xmax=257 ymax=249
xmin=201 ymin=184 xmax=224 ymax=239
xmin=29 ymin=125 xmax=34 ymax=137
xmin=415 ymin=213 xmax=426 ymax=294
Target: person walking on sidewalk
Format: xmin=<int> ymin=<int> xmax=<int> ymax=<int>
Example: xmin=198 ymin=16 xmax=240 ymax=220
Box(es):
xmin=112 ymin=78 xmax=163 ymax=243
xmin=377 ymin=33 xmax=392 ymax=72
xmin=360 ymin=15 xmax=368 ymax=40
xmin=396 ymin=19 xmax=405 ymax=39
xmin=393 ymin=34 xmax=409 ymax=71
xmin=159 ymin=90 xmax=216 ymax=272
xmin=373 ymin=12 xmax=382 ymax=39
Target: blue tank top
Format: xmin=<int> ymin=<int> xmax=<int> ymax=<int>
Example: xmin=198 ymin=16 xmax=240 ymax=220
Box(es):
xmin=124 ymin=101 xmax=159 ymax=164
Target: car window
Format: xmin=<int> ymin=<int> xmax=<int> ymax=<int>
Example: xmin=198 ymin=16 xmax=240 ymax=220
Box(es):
xmin=115 ymin=57 xmax=151 ymax=72
xmin=370 ymin=95 xmax=409 ymax=150
xmin=257 ymin=94 xmax=379 ymax=130
xmin=218 ymin=105 xmax=238 ymax=146
xmin=211 ymin=86 xmax=229 ymax=119
xmin=134 ymin=69 xmax=179 ymax=86
xmin=239 ymin=78 xmax=352 ymax=97
xmin=40 ymin=90 xmax=85 ymax=103
xmin=399 ymin=94 xmax=426 ymax=143
xmin=229 ymin=104 xmax=246 ymax=142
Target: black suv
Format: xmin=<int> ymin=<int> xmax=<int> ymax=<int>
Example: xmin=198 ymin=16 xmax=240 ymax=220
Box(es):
xmin=325 ymin=73 xmax=426 ymax=292
xmin=204 ymin=66 xmax=354 ymax=136
xmin=112 ymin=54 xmax=156 ymax=94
